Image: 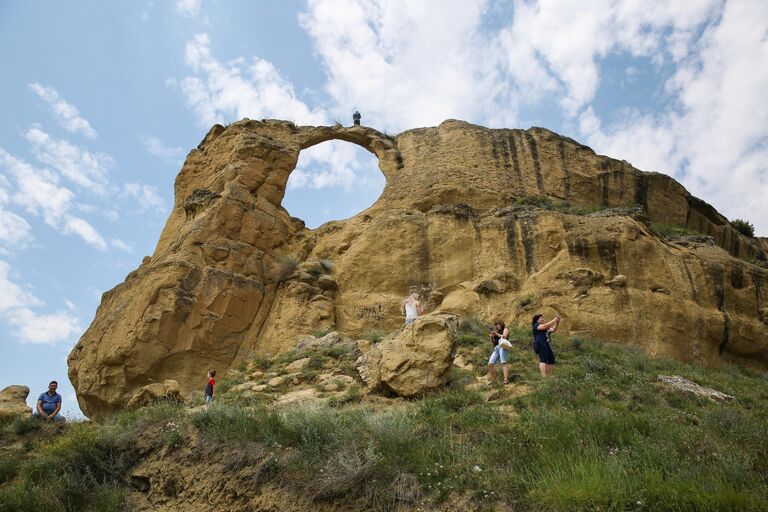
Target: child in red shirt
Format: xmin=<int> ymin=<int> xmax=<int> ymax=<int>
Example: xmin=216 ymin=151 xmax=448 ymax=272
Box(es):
xmin=204 ymin=369 xmax=216 ymax=405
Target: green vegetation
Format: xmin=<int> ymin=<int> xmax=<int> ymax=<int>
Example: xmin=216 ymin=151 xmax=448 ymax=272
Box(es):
xmin=518 ymin=291 xmax=535 ymax=308
xmin=731 ymin=219 xmax=755 ymax=238
xmin=0 ymin=404 xmax=186 ymax=511
xmin=273 ymin=254 xmax=299 ymax=282
xmin=2 ymin=338 xmax=766 ymax=510
xmin=513 ymin=196 xmax=605 ymax=216
xmin=318 ymin=258 xmax=335 ymax=273
xmin=310 ymin=327 xmax=334 ymax=337
xmin=363 ymin=329 xmax=385 ymax=343
xmin=650 ymin=222 xmax=697 ymax=238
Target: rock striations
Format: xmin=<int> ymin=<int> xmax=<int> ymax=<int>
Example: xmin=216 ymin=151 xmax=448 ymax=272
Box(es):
xmin=68 ymin=119 xmax=768 ymax=418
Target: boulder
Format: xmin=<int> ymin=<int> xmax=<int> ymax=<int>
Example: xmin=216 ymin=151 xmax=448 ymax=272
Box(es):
xmin=127 ymin=380 xmax=184 ymax=409
xmin=317 ymin=374 xmax=356 ymax=392
xmin=0 ymin=385 xmax=31 ymax=420
xmin=657 ymin=375 xmax=734 ymax=402
xmin=285 ymin=357 xmax=312 ymax=372
xmin=295 ymin=331 xmax=357 ymax=354
xmin=356 ymin=314 xmax=458 ymax=397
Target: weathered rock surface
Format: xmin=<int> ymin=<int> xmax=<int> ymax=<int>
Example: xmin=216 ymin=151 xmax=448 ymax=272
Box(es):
xmin=356 ymin=314 xmax=458 ymax=397
xmin=127 ymin=380 xmax=184 ymax=409
xmin=0 ymin=385 xmax=31 ymax=420
xmin=657 ymin=375 xmax=734 ymax=402
xmin=68 ymin=119 xmax=768 ymax=418
xmin=295 ymin=331 xmax=357 ymax=354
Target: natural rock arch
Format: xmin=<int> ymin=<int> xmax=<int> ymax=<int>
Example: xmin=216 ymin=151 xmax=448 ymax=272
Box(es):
xmin=281 ymin=139 xmax=386 ymax=228
xmin=68 ymin=118 xmax=768 ymax=419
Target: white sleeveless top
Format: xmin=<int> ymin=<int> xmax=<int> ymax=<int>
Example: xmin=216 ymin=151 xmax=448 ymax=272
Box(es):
xmin=405 ymin=303 xmax=418 ymax=319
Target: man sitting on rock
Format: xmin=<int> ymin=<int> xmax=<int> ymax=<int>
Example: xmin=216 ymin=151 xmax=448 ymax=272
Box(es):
xmin=34 ymin=381 xmax=63 ymax=422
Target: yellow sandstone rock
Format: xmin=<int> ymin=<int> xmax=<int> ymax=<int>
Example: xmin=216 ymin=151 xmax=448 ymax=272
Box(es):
xmin=0 ymin=385 xmax=31 ymax=420
xmin=68 ymin=119 xmax=768 ymax=418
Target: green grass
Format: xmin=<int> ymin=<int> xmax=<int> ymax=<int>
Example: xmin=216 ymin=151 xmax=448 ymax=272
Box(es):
xmin=0 ymin=403 xmax=186 ymax=511
xmin=2 ymin=340 xmax=767 ymax=511
xmin=187 ymin=337 xmax=768 ymax=509
xmin=650 ymin=222 xmax=697 ymax=238
xmin=364 ymin=329 xmax=385 ymax=343
xmin=512 ymin=196 xmax=605 ymax=216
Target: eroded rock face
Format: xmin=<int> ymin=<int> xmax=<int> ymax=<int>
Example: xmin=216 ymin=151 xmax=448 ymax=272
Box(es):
xmin=126 ymin=380 xmax=184 ymax=409
xmin=355 ymin=314 xmax=458 ymax=397
xmin=0 ymin=385 xmax=31 ymax=420
xmin=68 ymin=119 xmax=768 ymax=418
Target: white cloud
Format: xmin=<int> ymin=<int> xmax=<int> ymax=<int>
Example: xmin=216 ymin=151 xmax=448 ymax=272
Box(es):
xmin=288 ymin=140 xmax=382 ymax=191
xmin=0 ymin=261 xmax=81 ymax=345
xmin=177 ymin=33 xmax=327 ymax=126
xmin=176 ymin=0 xmax=201 ymax=17
xmin=0 ymin=260 xmax=39 ymax=312
xmin=0 ymin=179 xmax=33 ymax=248
xmin=8 ymin=307 xmax=82 ymax=345
xmin=122 ymin=182 xmax=166 ymax=212
xmin=28 ymin=83 xmax=98 ymax=139
xmin=110 ymin=239 xmax=132 ymax=253
xmin=1 ymin=148 xmax=74 ymax=226
xmin=0 ymin=209 xmax=33 ymax=248
xmin=64 ymin=217 xmax=107 ymax=250
xmin=25 ymin=127 xmax=112 ymax=195
xmin=0 ymin=148 xmax=109 ymax=249
xmin=496 ymin=0 xmax=721 ymax=115
xmin=299 ymin=0 xmax=514 ymax=131
xmin=139 ymin=135 xmax=184 ymax=163
xmin=577 ymin=0 xmax=768 ymax=234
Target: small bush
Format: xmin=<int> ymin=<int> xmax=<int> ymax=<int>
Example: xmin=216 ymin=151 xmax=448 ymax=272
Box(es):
xmin=318 ymin=258 xmax=335 ymax=273
xmin=514 ymin=196 xmax=555 ymax=209
xmin=252 ymin=354 xmax=271 ymax=370
xmin=364 ymin=330 xmax=384 ymax=343
xmin=731 ymin=219 xmax=755 ymax=238
xmin=458 ymin=333 xmax=485 ymax=347
xmin=650 ymin=222 xmax=695 ymax=238
xmin=310 ymin=327 xmax=333 ymax=338
xmin=322 ymin=345 xmax=351 ymax=359
xmin=518 ymin=292 xmax=535 ymax=307
xmin=328 ymin=384 xmax=363 ymax=407
xmin=459 ymin=316 xmax=488 ymax=337
xmin=0 ymin=451 xmax=21 ymax=484
xmin=273 ymin=254 xmax=299 ymax=282
xmin=12 ymin=416 xmax=40 ymax=435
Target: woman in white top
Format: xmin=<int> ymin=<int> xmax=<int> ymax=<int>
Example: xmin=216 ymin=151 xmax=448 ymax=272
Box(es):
xmin=401 ymin=293 xmax=424 ymax=324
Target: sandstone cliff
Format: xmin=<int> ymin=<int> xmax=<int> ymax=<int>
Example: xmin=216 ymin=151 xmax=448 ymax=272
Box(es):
xmin=68 ymin=119 xmax=768 ymax=418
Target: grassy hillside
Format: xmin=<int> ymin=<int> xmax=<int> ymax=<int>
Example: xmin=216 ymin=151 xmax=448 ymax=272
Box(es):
xmin=2 ymin=325 xmax=767 ymax=511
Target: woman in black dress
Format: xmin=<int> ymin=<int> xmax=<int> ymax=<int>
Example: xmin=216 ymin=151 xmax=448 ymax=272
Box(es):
xmin=532 ymin=313 xmax=559 ymax=376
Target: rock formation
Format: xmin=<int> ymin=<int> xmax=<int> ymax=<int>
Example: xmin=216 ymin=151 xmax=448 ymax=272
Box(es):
xmin=68 ymin=119 xmax=768 ymax=418
xmin=126 ymin=380 xmax=184 ymax=409
xmin=0 ymin=385 xmax=31 ymax=421
xmin=355 ymin=314 xmax=458 ymax=397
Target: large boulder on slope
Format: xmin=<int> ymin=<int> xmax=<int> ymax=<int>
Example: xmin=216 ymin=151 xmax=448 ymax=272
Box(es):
xmin=355 ymin=314 xmax=458 ymax=397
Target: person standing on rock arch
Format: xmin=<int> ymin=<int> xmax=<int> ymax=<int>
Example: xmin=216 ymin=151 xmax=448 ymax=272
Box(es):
xmin=401 ymin=293 xmax=424 ymax=324
xmin=532 ymin=313 xmax=560 ymax=376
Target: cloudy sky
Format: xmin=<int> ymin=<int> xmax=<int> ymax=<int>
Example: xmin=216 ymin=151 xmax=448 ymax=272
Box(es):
xmin=1 ymin=0 xmax=766 ymax=417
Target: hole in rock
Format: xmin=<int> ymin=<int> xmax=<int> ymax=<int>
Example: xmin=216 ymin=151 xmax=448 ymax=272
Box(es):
xmin=283 ymin=140 xmax=385 ymax=229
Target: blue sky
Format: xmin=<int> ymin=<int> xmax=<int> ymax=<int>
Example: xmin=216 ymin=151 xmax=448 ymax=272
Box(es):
xmin=1 ymin=0 xmax=766 ymax=417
